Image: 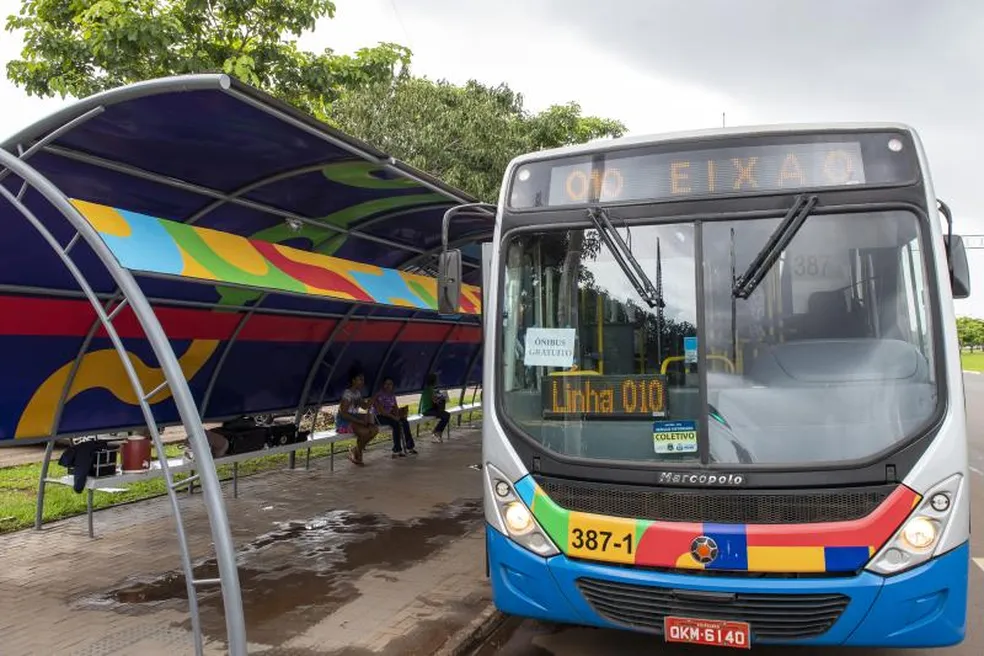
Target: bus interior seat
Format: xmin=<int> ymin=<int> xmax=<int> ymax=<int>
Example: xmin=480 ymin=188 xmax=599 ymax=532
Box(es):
xmin=715 ymin=339 xmax=934 ymax=463
xmin=793 ymin=289 xmax=868 ymax=339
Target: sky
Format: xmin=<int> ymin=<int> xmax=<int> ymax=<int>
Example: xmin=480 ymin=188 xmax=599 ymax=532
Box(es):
xmin=1 ymin=0 xmax=982 ymax=315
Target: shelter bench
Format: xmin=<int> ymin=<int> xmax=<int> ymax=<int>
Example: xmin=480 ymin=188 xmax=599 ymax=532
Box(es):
xmin=39 ymin=401 xmax=482 ymax=538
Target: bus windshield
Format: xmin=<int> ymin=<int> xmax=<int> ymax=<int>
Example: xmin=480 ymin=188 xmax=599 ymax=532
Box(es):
xmin=499 ymin=209 xmax=939 ymax=466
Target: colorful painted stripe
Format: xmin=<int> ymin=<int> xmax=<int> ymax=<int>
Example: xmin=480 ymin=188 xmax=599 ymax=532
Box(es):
xmin=70 ymin=199 xmax=482 ymax=315
xmin=517 ymin=477 xmax=920 ymax=573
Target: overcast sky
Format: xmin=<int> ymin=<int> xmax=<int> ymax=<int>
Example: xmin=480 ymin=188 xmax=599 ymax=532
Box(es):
xmin=1 ymin=0 xmax=981 ymax=315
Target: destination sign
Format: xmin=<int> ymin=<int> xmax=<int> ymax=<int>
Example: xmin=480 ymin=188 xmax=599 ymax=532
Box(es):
xmin=542 ymin=374 xmax=667 ymax=419
xmin=508 ymin=131 xmax=917 ymax=209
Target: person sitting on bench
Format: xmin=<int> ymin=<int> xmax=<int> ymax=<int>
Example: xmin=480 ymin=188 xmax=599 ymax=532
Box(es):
xmin=338 ymin=367 xmax=378 ymax=466
xmin=419 ymin=373 xmax=450 ymax=443
xmin=373 ymin=376 xmax=417 ymax=458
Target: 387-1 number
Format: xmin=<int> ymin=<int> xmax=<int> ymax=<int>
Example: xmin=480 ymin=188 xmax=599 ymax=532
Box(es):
xmin=792 ymin=255 xmax=830 ymax=277
xmin=571 ymin=528 xmax=633 ymax=553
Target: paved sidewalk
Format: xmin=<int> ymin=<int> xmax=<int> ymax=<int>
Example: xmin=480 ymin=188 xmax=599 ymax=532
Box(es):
xmin=0 ymin=428 xmax=490 ymax=655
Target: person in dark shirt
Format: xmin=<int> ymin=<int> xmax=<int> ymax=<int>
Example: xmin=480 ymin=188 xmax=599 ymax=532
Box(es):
xmin=419 ymin=373 xmax=450 ymax=442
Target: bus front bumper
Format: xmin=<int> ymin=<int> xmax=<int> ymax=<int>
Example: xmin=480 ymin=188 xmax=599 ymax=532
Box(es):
xmin=487 ymin=525 xmax=968 ymax=647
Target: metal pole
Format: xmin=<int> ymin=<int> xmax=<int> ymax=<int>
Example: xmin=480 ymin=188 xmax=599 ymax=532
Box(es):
xmin=0 ymin=106 xmax=105 ymax=184
xmin=0 ymin=151 xmax=247 ymax=656
xmin=34 ymin=441 xmax=56 ymax=530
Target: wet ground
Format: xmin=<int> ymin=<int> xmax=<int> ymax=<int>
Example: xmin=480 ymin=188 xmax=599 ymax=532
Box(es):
xmin=0 ymin=427 xmax=492 ymax=655
xmin=76 ymin=499 xmax=483 ymax=645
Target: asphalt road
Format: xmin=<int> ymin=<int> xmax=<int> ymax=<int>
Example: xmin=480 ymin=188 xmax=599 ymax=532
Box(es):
xmin=472 ymin=374 xmax=984 ymax=655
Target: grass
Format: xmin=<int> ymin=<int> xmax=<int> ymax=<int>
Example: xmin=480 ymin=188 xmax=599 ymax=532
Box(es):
xmin=961 ymin=351 xmax=984 ymax=372
xmin=0 ymin=395 xmax=482 ymax=536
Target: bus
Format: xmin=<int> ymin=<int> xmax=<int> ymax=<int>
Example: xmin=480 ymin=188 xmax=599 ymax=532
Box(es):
xmin=440 ymin=124 xmax=973 ymax=648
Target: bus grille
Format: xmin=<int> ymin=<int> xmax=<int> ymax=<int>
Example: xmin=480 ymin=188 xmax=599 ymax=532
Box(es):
xmin=534 ymin=477 xmax=894 ymax=524
xmin=576 ymin=578 xmax=849 ymax=640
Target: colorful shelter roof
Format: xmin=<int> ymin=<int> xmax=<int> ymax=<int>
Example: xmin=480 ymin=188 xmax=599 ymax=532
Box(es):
xmin=0 ymin=75 xmax=491 ymax=442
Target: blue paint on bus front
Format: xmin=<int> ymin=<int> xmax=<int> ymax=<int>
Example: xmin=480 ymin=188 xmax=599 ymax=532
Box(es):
xmin=486 ymin=525 xmax=968 ymax=647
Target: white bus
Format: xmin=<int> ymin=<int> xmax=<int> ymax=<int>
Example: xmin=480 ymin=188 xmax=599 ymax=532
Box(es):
xmin=441 ymin=124 xmax=972 ymax=648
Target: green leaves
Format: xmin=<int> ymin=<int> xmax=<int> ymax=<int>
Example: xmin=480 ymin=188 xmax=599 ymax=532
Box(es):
xmin=330 ymin=77 xmax=626 ymax=202
xmin=3 ymin=0 xmax=399 ymax=105
xmin=957 ymin=316 xmax=984 ymax=350
xmin=5 ymin=0 xmax=626 ymax=203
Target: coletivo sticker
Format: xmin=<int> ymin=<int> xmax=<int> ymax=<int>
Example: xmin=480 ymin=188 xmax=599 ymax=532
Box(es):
xmin=653 ymin=420 xmax=698 ymax=454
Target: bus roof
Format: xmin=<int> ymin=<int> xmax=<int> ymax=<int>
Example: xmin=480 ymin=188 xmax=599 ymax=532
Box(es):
xmin=509 ymin=121 xmax=918 ymax=167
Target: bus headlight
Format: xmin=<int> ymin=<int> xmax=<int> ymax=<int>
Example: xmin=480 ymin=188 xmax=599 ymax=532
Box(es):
xmin=867 ymin=473 xmax=962 ymax=575
xmin=485 ymin=463 xmax=559 ymax=557
xmin=504 ymin=502 xmax=534 ymax=535
xmin=900 ymin=516 xmax=938 ymax=551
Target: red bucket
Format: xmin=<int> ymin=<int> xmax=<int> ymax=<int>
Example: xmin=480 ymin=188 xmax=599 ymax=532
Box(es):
xmin=121 ymin=435 xmax=152 ymax=473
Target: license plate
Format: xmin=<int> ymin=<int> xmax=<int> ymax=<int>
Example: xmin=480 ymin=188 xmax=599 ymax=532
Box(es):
xmin=664 ymin=616 xmax=751 ymax=649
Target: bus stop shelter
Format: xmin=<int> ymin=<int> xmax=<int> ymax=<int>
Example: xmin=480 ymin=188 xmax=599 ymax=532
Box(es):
xmin=0 ymin=74 xmax=494 ymax=655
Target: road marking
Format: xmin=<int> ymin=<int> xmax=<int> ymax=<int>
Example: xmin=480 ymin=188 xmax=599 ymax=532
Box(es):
xmin=964 ymin=371 xmax=981 ymax=375
xmin=971 ymin=465 xmax=984 ymax=477
xmin=974 ymin=558 xmax=984 ymax=573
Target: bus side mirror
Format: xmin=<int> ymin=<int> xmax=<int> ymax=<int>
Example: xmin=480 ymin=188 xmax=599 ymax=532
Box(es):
xmin=438 ymin=249 xmax=462 ymax=314
xmin=945 ymin=234 xmax=971 ymax=299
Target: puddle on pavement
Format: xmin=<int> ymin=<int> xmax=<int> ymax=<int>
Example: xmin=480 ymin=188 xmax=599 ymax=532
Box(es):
xmin=76 ymin=498 xmax=483 ymax=646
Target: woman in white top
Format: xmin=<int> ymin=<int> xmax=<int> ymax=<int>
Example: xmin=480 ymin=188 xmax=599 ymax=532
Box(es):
xmin=337 ymin=368 xmax=378 ymax=465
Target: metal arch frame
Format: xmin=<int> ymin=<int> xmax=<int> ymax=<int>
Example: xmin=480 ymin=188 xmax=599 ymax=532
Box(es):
xmin=222 ymin=87 xmax=479 ymax=208
xmin=185 ymin=163 xmax=331 ymax=225
xmin=0 ymin=105 xmax=106 ymax=185
xmin=42 ymin=144 xmax=431 ymax=256
xmin=0 ymin=150 xmax=247 ymax=656
xmin=310 ymin=204 xmax=468 ymax=260
xmin=2 ymin=72 xmax=491 ymax=259
xmin=188 ymin=167 xmax=452 ymax=231
xmin=44 ymin=142 xmax=488 ymax=272
xmin=1 ymin=73 xmax=476 ymax=209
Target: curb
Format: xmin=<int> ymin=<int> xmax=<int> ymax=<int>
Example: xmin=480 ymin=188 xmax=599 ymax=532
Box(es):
xmin=435 ymin=603 xmax=506 ymax=656
xmin=964 ymin=370 xmax=981 ymax=375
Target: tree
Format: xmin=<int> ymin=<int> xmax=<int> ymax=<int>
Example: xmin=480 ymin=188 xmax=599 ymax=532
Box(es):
xmin=4 ymin=0 xmax=410 ymax=116
xmin=956 ymin=316 xmax=984 ymax=351
xmin=329 ymin=77 xmax=626 ymax=202
xmin=6 ymin=2 xmax=628 ymax=202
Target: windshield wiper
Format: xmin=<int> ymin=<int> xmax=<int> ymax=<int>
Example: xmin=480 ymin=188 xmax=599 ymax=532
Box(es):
xmin=732 ymin=194 xmax=819 ymax=299
xmin=586 ymin=207 xmax=664 ymax=309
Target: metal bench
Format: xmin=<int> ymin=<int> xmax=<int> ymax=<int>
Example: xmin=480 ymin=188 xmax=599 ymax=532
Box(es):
xmin=40 ymin=401 xmax=482 ymax=537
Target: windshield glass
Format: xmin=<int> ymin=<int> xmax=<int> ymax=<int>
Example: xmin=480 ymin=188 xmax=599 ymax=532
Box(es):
xmin=499 ymin=210 xmax=938 ymax=466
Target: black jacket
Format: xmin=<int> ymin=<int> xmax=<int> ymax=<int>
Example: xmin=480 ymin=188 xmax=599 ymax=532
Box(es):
xmin=58 ymin=439 xmax=110 ymax=493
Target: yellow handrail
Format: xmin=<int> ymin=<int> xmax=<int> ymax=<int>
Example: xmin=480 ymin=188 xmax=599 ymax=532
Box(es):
xmin=660 ymin=355 xmax=735 ymax=374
